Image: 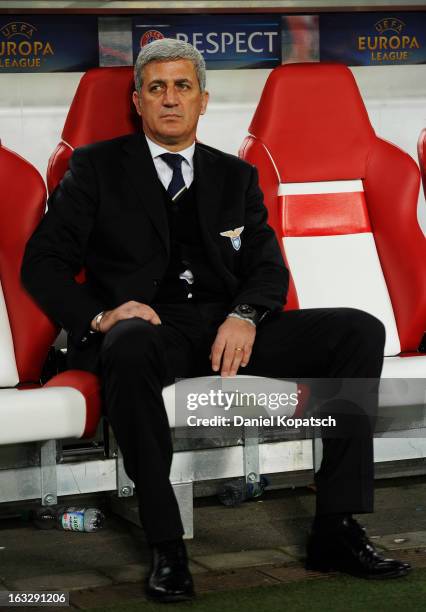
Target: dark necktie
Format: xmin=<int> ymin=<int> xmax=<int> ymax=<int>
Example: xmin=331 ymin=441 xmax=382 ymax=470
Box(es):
xmin=160 ymin=153 xmax=187 ymax=203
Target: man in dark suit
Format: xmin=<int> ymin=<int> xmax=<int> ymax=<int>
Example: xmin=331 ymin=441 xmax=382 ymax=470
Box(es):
xmin=21 ymin=39 xmax=409 ymax=602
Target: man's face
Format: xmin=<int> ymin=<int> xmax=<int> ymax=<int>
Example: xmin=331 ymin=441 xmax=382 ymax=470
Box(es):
xmin=132 ymin=58 xmax=209 ymax=149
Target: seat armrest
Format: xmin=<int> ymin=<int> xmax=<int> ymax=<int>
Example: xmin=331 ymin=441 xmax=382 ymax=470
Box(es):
xmin=44 ymin=370 xmax=101 ymax=438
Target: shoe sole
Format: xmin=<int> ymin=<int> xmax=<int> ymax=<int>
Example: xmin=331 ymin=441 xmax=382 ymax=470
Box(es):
xmin=306 ymin=562 xmax=411 ymax=580
xmin=146 ymin=591 xmax=195 ymax=603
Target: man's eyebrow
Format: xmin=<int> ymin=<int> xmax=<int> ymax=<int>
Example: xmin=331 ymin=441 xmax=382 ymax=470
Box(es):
xmin=148 ymin=79 xmax=166 ymax=86
xmin=148 ymin=78 xmax=193 ymax=86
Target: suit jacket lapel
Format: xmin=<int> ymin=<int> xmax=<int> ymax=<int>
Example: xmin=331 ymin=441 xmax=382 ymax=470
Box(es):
xmin=194 ymin=144 xmax=226 ymax=263
xmin=121 ymin=133 xmax=169 ymax=255
xmin=195 ymin=144 xmax=237 ymax=285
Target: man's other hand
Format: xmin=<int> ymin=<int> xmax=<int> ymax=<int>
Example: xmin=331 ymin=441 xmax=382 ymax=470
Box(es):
xmin=91 ymin=301 xmax=162 ymax=333
xmin=210 ymin=317 xmax=256 ymax=377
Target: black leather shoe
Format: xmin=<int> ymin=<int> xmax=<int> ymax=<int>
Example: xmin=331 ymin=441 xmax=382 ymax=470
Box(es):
xmin=306 ymin=516 xmax=411 ymax=579
xmin=145 ymin=540 xmax=195 ymax=603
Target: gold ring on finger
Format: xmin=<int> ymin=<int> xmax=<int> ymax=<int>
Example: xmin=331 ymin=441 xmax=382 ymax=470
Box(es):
xmin=235 ymin=347 xmax=243 ymax=352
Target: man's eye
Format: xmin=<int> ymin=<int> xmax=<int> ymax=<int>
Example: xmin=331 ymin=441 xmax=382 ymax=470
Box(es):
xmin=178 ymin=83 xmax=190 ymax=90
xmin=150 ymin=84 xmax=163 ymax=92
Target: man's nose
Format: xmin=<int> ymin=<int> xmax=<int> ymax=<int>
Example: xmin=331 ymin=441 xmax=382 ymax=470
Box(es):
xmin=163 ymin=85 xmax=179 ymax=106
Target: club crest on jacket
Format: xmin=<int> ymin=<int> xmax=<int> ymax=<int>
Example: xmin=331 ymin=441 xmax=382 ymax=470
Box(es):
xmin=220 ymin=226 xmax=244 ymax=251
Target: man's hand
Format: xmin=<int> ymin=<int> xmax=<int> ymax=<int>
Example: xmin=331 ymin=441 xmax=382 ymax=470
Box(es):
xmin=91 ymin=301 xmax=161 ymax=333
xmin=210 ymin=317 xmax=256 ymax=377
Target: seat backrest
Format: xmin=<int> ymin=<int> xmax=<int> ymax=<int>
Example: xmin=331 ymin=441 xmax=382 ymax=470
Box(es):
xmin=0 ymin=143 xmax=57 ymax=385
xmin=47 ymin=66 xmax=138 ymax=194
xmin=418 ymin=128 xmax=426 ymax=200
xmin=240 ymin=63 xmax=426 ymax=355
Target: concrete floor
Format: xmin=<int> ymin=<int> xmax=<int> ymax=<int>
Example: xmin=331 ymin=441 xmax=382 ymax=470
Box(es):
xmin=0 ymin=475 xmax=426 ymax=609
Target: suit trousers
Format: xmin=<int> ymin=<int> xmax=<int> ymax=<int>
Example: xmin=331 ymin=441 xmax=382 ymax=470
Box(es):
xmin=100 ymin=303 xmax=385 ymax=544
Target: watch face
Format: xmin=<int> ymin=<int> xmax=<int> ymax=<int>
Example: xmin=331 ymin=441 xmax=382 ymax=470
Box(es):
xmin=238 ymin=304 xmax=255 ymax=316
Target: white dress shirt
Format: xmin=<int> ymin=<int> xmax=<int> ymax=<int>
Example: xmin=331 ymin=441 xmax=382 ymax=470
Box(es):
xmin=145 ymin=135 xmax=195 ymax=191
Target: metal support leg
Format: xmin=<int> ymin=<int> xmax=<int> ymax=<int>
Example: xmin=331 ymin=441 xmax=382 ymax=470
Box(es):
xmin=312 ymin=436 xmax=323 ymax=474
xmin=173 ymin=481 xmax=194 ymax=539
xmin=243 ymin=425 xmax=260 ymax=486
xmin=107 ymin=424 xmax=134 ymax=498
xmin=116 ymin=446 xmax=134 ymax=498
xmin=39 ymin=439 xmax=58 ymax=506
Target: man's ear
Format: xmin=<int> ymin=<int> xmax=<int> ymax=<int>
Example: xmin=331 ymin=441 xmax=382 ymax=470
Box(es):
xmin=200 ymin=90 xmax=209 ymax=116
xmin=132 ymin=91 xmax=142 ymax=116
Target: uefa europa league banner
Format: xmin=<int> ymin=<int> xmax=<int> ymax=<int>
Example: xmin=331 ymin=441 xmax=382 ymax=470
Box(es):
xmin=320 ymin=12 xmax=426 ymax=66
xmin=0 ymin=15 xmax=98 ymax=72
xmin=0 ymin=11 xmax=425 ymax=73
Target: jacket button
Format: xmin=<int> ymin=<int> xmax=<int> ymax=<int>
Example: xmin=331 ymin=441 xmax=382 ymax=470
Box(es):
xmin=81 ymin=336 xmax=88 ymax=343
xmin=153 ymin=280 xmax=158 ymax=287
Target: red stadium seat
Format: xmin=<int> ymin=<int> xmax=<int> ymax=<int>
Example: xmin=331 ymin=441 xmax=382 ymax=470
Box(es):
xmin=239 ymin=63 xmax=426 ymax=382
xmin=418 ymin=128 xmax=426 ymax=200
xmin=47 ymin=67 xmax=138 ymax=194
xmin=0 ymin=141 xmax=101 ymax=445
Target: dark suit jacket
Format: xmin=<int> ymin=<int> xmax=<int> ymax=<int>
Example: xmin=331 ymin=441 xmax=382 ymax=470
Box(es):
xmin=21 ymin=133 xmax=289 ymax=371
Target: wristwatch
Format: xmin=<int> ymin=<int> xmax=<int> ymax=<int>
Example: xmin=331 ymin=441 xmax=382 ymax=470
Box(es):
xmin=227 ymin=304 xmax=263 ymax=327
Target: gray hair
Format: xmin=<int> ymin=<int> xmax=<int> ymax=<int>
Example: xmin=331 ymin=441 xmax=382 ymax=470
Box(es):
xmin=134 ymin=38 xmax=206 ymax=93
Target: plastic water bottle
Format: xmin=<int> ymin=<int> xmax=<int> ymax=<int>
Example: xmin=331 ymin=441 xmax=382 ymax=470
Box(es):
xmin=32 ymin=506 xmax=105 ymax=532
xmin=218 ymin=476 xmax=269 ymax=507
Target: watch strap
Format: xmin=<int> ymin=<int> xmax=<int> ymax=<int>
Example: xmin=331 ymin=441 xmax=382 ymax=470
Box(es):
xmin=227 ymin=312 xmax=257 ymax=327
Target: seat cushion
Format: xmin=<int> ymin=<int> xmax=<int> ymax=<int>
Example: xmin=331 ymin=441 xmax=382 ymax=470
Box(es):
xmin=0 ymin=387 xmax=87 ymax=445
xmin=380 ymin=355 xmax=426 ymax=408
xmin=0 ymin=370 xmax=101 ymax=444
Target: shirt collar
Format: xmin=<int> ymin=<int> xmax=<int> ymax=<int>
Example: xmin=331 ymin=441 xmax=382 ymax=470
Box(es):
xmin=145 ymin=134 xmax=195 ymax=168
